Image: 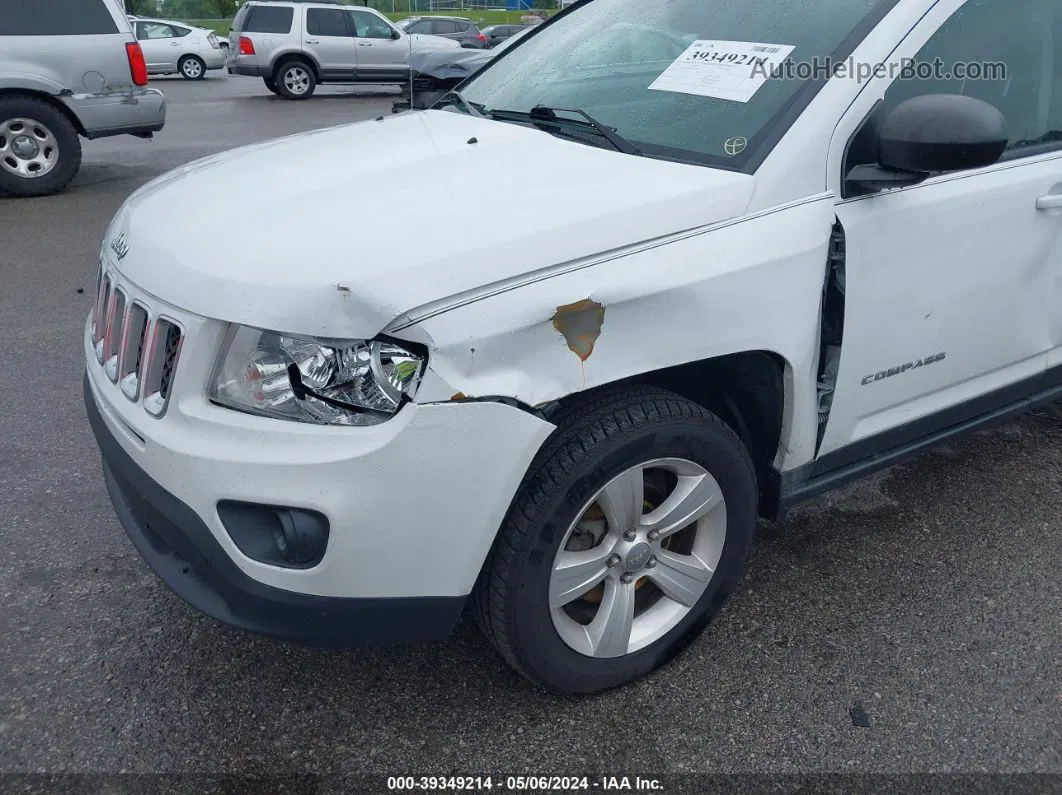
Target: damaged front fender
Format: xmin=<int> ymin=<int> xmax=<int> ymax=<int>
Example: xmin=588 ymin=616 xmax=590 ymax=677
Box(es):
xmin=404 ymin=197 xmax=837 ymax=469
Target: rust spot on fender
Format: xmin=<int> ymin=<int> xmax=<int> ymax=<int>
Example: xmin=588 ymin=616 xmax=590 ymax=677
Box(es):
xmin=551 ymin=298 xmax=605 ymax=361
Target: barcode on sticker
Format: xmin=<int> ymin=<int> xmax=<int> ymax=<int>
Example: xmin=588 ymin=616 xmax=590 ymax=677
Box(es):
xmin=751 ymin=46 xmax=781 ymax=53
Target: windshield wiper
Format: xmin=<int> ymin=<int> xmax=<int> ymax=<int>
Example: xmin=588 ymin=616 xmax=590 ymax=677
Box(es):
xmin=491 ymin=105 xmax=642 ymax=156
xmin=436 ymin=90 xmax=487 ymax=118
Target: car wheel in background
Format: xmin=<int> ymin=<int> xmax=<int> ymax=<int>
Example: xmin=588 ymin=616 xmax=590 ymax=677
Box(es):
xmin=179 ymin=55 xmax=207 ymax=80
xmin=275 ymin=61 xmax=316 ymax=100
xmin=263 ymin=77 xmax=281 ymax=96
xmin=473 ymin=385 xmax=758 ymax=695
xmin=0 ymin=95 xmax=82 ymax=198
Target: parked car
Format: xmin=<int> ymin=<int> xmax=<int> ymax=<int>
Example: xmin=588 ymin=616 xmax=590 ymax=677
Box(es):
xmin=132 ymin=18 xmax=226 ymax=80
xmin=83 ymin=0 xmax=1062 ymax=695
xmin=480 ymin=24 xmax=531 ymax=48
xmin=227 ymin=0 xmax=461 ymax=99
xmin=395 ymin=15 xmax=489 ymax=49
xmin=0 ymin=0 xmax=165 ymax=197
xmin=395 ymin=27 xmax=534 ymax=112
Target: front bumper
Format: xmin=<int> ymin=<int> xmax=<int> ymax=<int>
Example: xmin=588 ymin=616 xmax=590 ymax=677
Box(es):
xmin=61 ymin=87 xmax=166 ymax=140
xmin=86 ymin=374 xmax=465 ymax=646
xmin=83 ymin=273 xmax=555 ymax=644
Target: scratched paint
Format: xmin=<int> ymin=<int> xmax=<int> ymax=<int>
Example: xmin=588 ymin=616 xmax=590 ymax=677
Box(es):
xmin=551 ymin=299 xmax=605 ymax=361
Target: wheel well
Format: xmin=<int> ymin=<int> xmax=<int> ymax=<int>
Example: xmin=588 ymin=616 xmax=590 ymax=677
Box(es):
xmin=546 ymin=351 xmax=787 ymax=519
xmin=272 ymin=54 xmax=319 ymax=81
xmin=0 ymin=89 xmax=86 ymax=137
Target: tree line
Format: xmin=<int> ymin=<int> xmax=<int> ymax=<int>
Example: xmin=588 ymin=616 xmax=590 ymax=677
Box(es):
xmin=126 ymin=0 xmax=238 ymax=19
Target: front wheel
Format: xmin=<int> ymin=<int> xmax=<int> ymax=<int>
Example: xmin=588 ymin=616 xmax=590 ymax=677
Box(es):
xmin=0 ymin=96 xmax=82 ymax=198
xmin=179 ymin=54 xmax=206 ymax=80
xmin=275 ymin=61 xmax=316 ymax=100
xmin=474 ymin=385 xmax=757 ymax=695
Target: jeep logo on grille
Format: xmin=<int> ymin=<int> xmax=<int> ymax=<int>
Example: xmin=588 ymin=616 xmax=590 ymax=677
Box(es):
xmin=110 ymin=234 xmax=129 ymax=261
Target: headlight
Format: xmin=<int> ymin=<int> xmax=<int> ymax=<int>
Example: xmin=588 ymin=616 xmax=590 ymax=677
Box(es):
xmin=209 ymin=325 xmax=425 ymax=426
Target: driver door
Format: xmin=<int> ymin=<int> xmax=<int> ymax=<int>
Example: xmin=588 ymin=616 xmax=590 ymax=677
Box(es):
xmin=818 ymin=0 xmax=1062 ymax=459
xmin=348 ymin=9 xmax=406 ymax=82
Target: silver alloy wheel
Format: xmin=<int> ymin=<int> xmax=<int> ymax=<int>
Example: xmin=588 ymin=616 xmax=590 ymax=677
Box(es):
xmin=549 ymin=457 xmax=727 ymax=658
xmin=283 ymin=66 xmax=311 ymax=95
xmin=0 ymin=117 xmax=59 ymax=179
xmin=181 ymin=57 xmax=204 ymax=78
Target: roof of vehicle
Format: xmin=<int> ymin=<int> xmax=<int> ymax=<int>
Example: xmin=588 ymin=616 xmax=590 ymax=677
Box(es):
xmin=244 ymin=0 xmax=351 ymax=4
xmin=133 ymin=17 xmax=195 ymax=27
xmin=402 ymin=15 xmax=475 ymax=22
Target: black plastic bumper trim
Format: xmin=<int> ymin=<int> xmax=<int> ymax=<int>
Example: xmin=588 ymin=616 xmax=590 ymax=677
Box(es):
xmin=83 ymin=373 xmax=466 ymax=647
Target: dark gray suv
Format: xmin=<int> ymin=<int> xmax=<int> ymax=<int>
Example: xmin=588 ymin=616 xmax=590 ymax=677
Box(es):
xmin=396 ymin=16 xmax=489 ymax=49
xmin=0 ymin=0 xmax=166 ymax=197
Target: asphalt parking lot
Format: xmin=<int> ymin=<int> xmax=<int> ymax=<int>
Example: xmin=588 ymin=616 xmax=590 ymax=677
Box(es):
xmin=1 ymin=74 xmax=1060 ymax=790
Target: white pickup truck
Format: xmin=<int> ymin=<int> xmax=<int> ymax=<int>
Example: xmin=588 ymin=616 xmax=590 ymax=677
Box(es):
xmin=84 ymin=0 xmax=1062 ymax=695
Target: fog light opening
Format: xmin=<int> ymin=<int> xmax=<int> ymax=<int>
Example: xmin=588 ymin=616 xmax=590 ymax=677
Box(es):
xmin=217 ymin=501 xmax=330 ymax=570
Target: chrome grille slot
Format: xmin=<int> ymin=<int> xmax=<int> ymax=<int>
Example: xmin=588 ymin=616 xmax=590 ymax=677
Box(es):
xmin=159 ymin=322 xmax=181 ymax=400
xmin=119 ymin=303 xmax=149 ymax=401
xmin=142 ymin=318 xmax=183 ymax=418
xmin=91 ymin=265 xmax=185 ymax=420
xmin=103 ymin=289 xmax=127 ymax=382
xmin=93 ymin=274 xmax=112 ymax=363
xmin=90 ymin=261 xmax=103 ymax=339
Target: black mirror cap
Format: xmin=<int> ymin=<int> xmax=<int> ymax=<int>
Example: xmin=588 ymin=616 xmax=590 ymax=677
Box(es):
xmin=879 ymin=94 xmax=1008 ymax=174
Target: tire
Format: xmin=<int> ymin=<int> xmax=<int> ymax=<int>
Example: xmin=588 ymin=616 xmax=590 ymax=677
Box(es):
xmin=263 ymin=77 xmax=281 ymax=96
xmin=474 ymin=385 xmax=758 ymax=695
xmin=0 ymin=95 xmax=82 ymax=198
xmin=274 ymin=61 xmax=316 ymax=100
xmin=179 ymin=54 xmax=206 ymax=80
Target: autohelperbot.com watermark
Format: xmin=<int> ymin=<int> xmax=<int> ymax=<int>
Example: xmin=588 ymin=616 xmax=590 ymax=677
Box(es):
xmin=751 ymin=56 xmax=1008 ymax=84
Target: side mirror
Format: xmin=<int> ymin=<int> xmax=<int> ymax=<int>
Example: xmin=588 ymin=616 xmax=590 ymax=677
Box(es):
xmin=846 ymin=94 xmax=1007 ymax=193
xmin=392 ymin=29 xmax=401 ymax=40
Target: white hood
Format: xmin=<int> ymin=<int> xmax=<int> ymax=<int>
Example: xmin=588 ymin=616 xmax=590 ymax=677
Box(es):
xmin=108 ymin=111 xmax=755 ymax=339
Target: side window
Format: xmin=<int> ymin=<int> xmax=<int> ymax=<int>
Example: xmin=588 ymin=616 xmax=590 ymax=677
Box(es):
xmin=349 ymin=11 xmax=395 ymax=40
xmin=408 ymin=20 xmax=432 ymax=35
xmin=1 ymin=0 xmax=118 ymax=35
xmin=307 ymin=8 xmax=349 ymax=38
xmin=243 ymin=6 xmax=294 ymax=35
xmin=881 ymin=0 xmax=1062 ymax=156
xmin=170 ymin=26 xmax=192 ymax=38
xmin=139 ymin=22 xmax=177 ymax=40
xmin=432 ymin=20 xmax=460 ymax=35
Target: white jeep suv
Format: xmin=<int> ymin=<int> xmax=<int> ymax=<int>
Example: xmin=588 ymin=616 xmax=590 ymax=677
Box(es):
xmin=85 ymin=0 xmax=1062 ymax=694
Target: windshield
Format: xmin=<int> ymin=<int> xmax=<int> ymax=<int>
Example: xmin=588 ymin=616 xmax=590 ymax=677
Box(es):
xmin=460 ymin=0 xmax=899 ymax=169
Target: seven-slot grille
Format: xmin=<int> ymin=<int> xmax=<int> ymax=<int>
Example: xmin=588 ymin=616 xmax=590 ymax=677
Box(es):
xmin=90 ymin=262 xmax=184 ymax=418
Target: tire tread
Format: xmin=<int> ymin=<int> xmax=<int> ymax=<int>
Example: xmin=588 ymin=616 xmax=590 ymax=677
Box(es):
xmin=473 ymin=385 xmax=755 ymax=691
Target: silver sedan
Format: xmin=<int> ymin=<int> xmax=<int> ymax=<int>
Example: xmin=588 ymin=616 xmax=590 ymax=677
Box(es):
xmin=132 ymin=18 xmax=226 ymax=80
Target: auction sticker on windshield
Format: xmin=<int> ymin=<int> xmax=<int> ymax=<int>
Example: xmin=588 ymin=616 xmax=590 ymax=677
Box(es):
xmin=649 ymin=40 xmax=795 ymax=103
